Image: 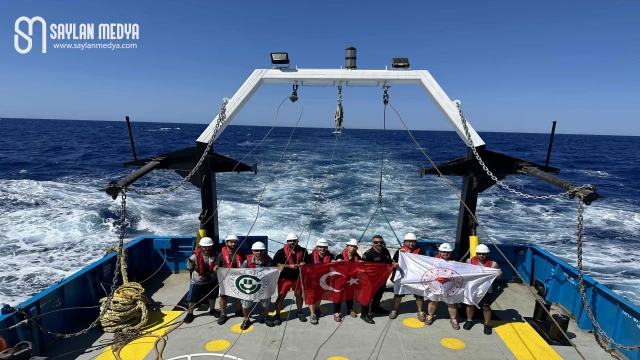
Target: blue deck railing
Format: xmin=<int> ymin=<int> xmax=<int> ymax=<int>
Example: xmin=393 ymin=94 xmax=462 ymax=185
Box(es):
xmin=1 ymin=236 xmax=638 ymax=359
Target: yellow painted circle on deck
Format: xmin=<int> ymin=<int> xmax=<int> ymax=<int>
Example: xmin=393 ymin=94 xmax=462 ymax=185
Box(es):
xmin=402 ymin=318 xmax=425 ymax=328
xmin=327 ymin=357 xmax=349 ymax=360
xmin=440 ymin=337 xmax=465 ymax=350
xmin=205 ymin=339 xmax=230 ymax=352
xmin=230 ymin=323 xmax=254 ymax=333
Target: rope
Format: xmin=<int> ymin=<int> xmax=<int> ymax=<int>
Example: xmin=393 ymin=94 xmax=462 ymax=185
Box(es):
xmin=99 ymin=194 xmax=148 ymax=333
xmin=388 ymin=101 xmax=588 ymax=360
xmin=358 ymin=206 xmax=380 ymax=242
xmin=379 ymin=206 xmax=401 ymax=246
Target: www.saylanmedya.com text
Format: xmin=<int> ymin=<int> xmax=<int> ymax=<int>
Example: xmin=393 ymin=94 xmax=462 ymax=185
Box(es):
xmin=52 ymin=42 xmax=138 ymax=50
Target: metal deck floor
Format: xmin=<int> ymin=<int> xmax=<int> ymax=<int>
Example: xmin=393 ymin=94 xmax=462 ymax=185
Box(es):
xmin=41 ymin=272 xmax=622 ymax=360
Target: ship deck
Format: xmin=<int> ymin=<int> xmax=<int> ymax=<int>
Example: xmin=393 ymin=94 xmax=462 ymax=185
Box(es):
xmin=40 ymin=272 xmax=619 ymax=360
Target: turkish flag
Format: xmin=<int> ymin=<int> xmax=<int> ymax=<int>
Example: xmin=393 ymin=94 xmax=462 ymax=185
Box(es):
xmin=301 ymin=261 xmax=393 ymax=305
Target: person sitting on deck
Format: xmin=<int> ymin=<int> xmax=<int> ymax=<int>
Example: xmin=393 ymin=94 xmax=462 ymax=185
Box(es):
xmin=425 ymin=242 xmax=461 ymax=330
xmin=304 ymin=238 xmax=335 ymax=325
xmin=272 ymin=233 xmax=309 ymax=325
xmin=332 ymin=238 xmax=361 ymax=322
xmin=360 ymin=235 xmax=398 ymax=324
xmin=239 ymin=241 xmax=275 ymax=329
xmin=214 ymin=235 xmax=246 ymax=325
xmin=184 ymin=237 xmax=220 ymax=324
xmin=389 ymin=232 xmax=427 ymax=321
xmin=463 ymin=244 xmax=502 ymax=335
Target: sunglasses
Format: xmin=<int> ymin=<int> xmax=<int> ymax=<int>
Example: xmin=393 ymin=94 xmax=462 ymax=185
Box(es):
xmin=373 ymin=241 xmax=383 ymax=244
xmin=286 ymin=240 xmax=297 ymax=242
xmin=252 ymin=250 xmax=263 ymax=253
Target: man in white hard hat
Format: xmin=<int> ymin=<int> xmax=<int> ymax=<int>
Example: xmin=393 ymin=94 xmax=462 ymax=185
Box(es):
xmin=360 ymin=235 xmax=398 ymax=324
xmin=389 ymin=233 xmax=427 ymax=321
xmin=463 ymin=244 xmax=501 ymax=335
xmin=184 ymin=237 xmax=220 ymax=324
xmin=272 ymin=233 xmax=309 ymax=325
xmin=214 ymin=235 xmax=246 ymax=325
xmin=332 ymin=238 xmax=361 ymax=322
xmin=238 ymin=241 xmax=275 ymax=329
xmin=304 ymin=238 xmax=335 ymax=325
xmin=425 ymin=242 xmax=461 ymax=330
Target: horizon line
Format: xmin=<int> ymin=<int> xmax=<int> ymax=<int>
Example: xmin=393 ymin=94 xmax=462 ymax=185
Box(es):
xmin=1 ymin=116 xmax=637 ymax=137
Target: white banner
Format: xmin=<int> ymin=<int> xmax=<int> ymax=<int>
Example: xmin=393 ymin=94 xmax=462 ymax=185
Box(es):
xmin=394 ymin=252 xmax=499 ymax=306
xmin=217 ymin=268 xmax=279 ymax=301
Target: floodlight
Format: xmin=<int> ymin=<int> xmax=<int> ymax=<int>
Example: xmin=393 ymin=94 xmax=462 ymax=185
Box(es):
xmin=392 ymin=57 xmax=410 ymax=69
xmin=270 ymin=52 xmax=290 ymax=66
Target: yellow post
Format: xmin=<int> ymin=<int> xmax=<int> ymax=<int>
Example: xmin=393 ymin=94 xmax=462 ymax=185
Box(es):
xmin=195 ymin=229 xmax=206 ymax=250
xmin=469 ymin=235 xmax=479 ymax=258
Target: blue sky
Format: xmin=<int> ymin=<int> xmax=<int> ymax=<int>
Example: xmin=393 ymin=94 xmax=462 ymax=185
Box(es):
xmin=1 ymin=0 xmax=638 ymax=135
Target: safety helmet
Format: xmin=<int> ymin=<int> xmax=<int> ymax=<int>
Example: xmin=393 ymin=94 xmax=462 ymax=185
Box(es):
xmin=251 ymin=242 xmax=266 ymax=251
xmin=438 ymin=243 xmax=453 ymax=252
xmin=476 ymin=244 xmax=490 ymax=254
xmin=346 ymin=239 xmax=358 ymax=246
xmin=286 ymin=233 xmax=299 ymax=241
xmin=404 ymin=233 xmax=417 ymax=241
xmin=199 ymin=237 xmax=214 ymax=247
xmin=225 ymin=235 xmax=239 ymax=242
xmin=316 ymin=238 xmax=329 ymax=247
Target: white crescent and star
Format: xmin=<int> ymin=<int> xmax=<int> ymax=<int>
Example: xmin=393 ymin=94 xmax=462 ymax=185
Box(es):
xmin=319 ymin=271 xmax=359 ymax=292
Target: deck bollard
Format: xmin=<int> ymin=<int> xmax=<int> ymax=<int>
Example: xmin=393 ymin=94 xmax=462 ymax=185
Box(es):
xmin=549 ymin=314 xmax=570 ymax=341
xmin=533 ymin=299 xmax=551 ymax=322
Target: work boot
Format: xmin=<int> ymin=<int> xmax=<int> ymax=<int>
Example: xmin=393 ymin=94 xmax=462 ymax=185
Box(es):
xmin=184 ymin=312 xmax=194 ymax=324
xmin=484 ymin=323 xmax=493 ymax=335
xmin=217 ymin=314 xmax=228 ymax=325
xmin=240 ymin=318 xmax=251 ymax=331
xmin=209 ymin=308 xmax=221 ymax=318
xmin=296 ymin=312 xmax=307 ymax=322
xmin=361 ymin=313 xmax=375 ymax=324
xmin=463 ymin=320 xmax=474 ymax=330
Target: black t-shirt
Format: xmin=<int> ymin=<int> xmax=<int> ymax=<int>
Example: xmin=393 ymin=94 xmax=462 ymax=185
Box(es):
xmin=362 ymin=247 xmax=393 ymax=263
xmin=391 ymin=247 xmax=425 ymax=281
xmin=273 ymin=247 xmax=308 ymax=280
xmin=214 ymin=248 xmax=246 ymax=268
xmin=304 ymin=251 xmax=335 ymax=264
xmin=335 ymin=252 xmax=360 ymax=262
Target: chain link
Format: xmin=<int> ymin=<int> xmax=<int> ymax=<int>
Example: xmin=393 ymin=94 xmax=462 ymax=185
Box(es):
xmin=455 ymin=101 xmax=594 ymax=199
xmin=576 ymin=199 xmax=640 ymax=351
xmin=11 ymin=191 xmax=128 ymax=338
xmin=126 ymin=98 xmax=229 ymax=196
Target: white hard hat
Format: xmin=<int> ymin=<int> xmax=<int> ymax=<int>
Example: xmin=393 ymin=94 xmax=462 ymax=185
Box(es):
xmin=286 ymin=233 xmax=299 ymax=241
xmin=404 ymin=233 xmax=417 ymax=241
xmin=199 ymin=237 xmax=214 ymax=247
xmin=316 ymin=238 xmax=329 ymax=247
xmin=476 ymin=244 xmax=490 ymax=254
xmin=251 ymin=242 xmax=266 ymax=251
xmin=225 ymin=235 xmax=239 ymax=242
xmin=438 ymin=243 xmax=453 ymax=252
xmin=346 ymin=239 xmax=358 ymax=246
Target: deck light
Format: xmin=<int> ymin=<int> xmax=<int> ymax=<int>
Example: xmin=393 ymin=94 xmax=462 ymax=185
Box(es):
xmin=392 ymin=57 xmax=410 ymax=69
xmin=345 ymin=47 xmax=357 ymax=69
xmin=270 ymin=52 xmax=290 ymax=68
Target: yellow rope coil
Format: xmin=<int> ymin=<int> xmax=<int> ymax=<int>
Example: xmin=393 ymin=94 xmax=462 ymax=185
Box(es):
xmin=99 ymin=249 xmax=149 ymax=333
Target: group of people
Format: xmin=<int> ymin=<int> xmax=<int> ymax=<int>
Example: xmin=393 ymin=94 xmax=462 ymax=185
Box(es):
xmin=184 ymin=232 xmax=500 ymax=335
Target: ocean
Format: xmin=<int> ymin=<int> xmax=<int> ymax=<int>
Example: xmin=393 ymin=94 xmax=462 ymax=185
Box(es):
xmin=0 ymin=118 xmax=639 ymax=307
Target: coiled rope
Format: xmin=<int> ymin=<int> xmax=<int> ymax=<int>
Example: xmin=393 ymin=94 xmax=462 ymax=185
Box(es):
xmin=98 ymin=192 xmax=149 ymax=333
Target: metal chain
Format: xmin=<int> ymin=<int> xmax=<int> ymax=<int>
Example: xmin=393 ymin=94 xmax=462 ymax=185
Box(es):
xmin=576 ymin=199 xmax=640 ymax=350
xmin=126 ymin=98 xmax=229 ymax=195
xmin=455 ymin=100 xmax=595 ymax=199
xmin=11 ymin=191 xmax=128 ymax=338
